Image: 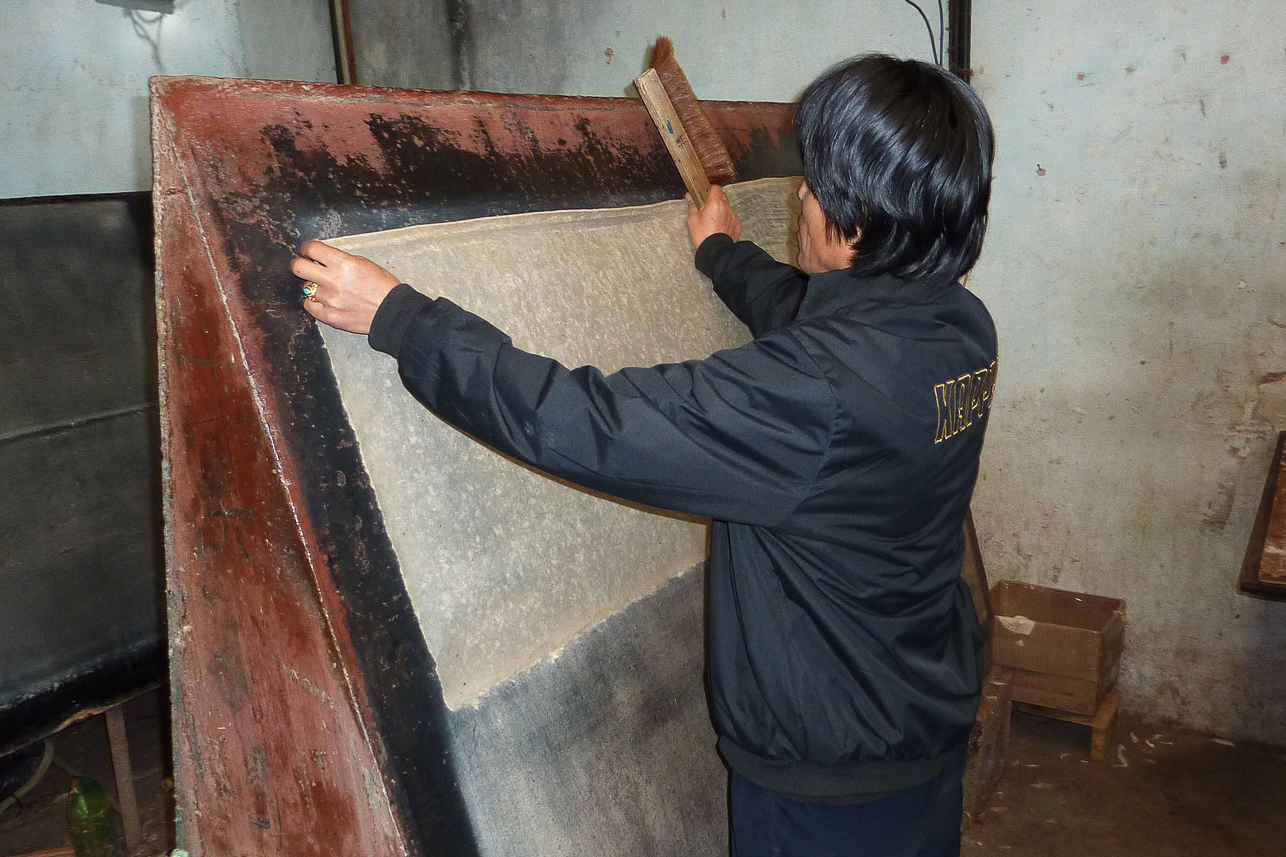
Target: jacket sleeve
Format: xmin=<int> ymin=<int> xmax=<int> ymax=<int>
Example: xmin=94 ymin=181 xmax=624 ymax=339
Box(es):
xmin=695 ymin=234 xmax=809 ymax=337
xmin=368 ymin=285 xmax=835 ymax=527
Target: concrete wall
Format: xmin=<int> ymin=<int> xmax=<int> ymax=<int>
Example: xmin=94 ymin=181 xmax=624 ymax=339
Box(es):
xmin=459 ymin=0 xmax=937 ymax=100
xmin=353 ymin=0 xmax=940 ymax=99
xmin=346 ymin=0 xmax=460 ymax=89
xmin=968 ymin=1 xmax=1286 ymax=743
xmin=0 ymin=0 xmax=335 ymax=198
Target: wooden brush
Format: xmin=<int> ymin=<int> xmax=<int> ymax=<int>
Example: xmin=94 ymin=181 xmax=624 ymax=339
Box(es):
xmin=634 ymin=37 xmax=736 ymax=208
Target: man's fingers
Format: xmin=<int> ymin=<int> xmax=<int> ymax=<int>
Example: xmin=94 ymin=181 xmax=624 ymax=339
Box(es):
xmin=299 ymin=239 xmax=349 ymax=266
xmin=290 ymin=255 xmax=328 ymax=282
xmin=302 ymin=293 xmax=340 ymax=324
xmin=300 ymin=289 xmax=374 ymax=335
xmin=706 ymin=185 xmax=730 ymax=211
xmin=305 ymin=302 xmax=346 ymax=330
xmin=299 ymin=279 xmax=353 ymax=313
xmin=292 ymin=239 xmax=394 ymax=335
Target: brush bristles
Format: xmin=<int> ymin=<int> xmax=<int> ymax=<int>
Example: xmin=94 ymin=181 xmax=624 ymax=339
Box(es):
xmin=651 ymin=36 xmax=676 ymax=70
xmin=648 ymin=37 xmax=736 ymax=184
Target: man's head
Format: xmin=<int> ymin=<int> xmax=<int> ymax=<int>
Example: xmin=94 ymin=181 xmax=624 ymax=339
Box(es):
xmin=794 ymin=54 xmax=994 ymax=281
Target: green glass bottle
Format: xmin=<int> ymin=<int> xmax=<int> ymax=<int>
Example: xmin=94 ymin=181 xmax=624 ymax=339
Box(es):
xmin=67 ymin=776 xmax=124 ymax=857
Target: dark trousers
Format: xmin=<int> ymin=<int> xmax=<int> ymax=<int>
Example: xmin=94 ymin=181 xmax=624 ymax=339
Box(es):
xmin=728 ymin=754 xmax=965 ymax=857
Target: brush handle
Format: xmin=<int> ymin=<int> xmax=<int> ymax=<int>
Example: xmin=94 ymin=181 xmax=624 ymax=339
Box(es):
xmin=635 ymin=69 xmax=713 ymax=208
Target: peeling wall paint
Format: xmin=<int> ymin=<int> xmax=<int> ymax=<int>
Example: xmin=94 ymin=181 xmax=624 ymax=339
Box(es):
xmin=970 ymin=1 xmax=1286 ymax=743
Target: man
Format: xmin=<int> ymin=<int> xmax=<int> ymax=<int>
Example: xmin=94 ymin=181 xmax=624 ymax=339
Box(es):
xmin=292 ymin=54 xmax=996 ymax=857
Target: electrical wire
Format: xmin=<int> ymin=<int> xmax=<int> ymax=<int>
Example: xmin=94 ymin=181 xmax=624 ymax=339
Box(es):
xmin=899 ymin=0 xmax=942 ymax=66
xmin=129 ymin=9 xmax=166 ymax=70
xmin=127 ymin=0 xmax=189 ymax=73
xmin=0 ymin=740 xmax=55 ymax=819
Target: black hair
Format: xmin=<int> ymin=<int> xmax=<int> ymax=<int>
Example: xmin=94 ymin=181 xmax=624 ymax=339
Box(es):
xmin=794 ymin=54 xmax=994 ymax=282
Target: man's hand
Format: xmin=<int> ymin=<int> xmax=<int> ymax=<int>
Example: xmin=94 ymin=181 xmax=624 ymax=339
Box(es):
xmin=686 ymin=185 xmax=742 ymax=248
xmin=291 ymin=240 xmax=402 ymax=334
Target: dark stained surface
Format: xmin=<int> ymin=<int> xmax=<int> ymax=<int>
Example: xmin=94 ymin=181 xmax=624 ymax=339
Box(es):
xmin=153 ymin=76 xmax=799 ymax=856
xmin=0 ymin=194 xmax=164 ymax=753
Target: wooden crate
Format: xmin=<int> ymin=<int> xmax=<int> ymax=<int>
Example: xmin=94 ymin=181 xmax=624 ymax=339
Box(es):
xmin=990 ymin=582 xmax=1125 ymax=715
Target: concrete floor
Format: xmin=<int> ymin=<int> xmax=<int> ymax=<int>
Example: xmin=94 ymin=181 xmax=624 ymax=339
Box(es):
xmin=963 ymin=710 xmax=1286 ymax=856
xmin=1 ymin=687 xmax=1283 ymax=856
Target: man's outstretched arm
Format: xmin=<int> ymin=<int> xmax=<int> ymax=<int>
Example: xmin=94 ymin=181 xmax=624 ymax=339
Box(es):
xmin=288 ymin=237 xmax=833 ymax=527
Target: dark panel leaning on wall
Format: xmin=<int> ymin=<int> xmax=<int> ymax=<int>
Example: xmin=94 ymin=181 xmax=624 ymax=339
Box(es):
xmin=0 ymin=194 xmax=165 ymax=754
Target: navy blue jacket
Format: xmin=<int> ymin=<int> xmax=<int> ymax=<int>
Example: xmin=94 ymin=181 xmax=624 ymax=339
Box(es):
xmin=368 ymin=234 xmax=997 ymax=801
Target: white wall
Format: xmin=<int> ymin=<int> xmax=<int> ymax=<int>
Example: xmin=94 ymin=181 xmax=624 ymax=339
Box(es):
xmin=969 ymin=1 xmax=1286 ymax=743
xmin=0 ymin=0 xmax=336 ymax=198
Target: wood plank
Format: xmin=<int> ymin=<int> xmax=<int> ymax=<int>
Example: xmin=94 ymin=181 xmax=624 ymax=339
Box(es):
xmin=1015 ymin=687 xmax=1121 ymax=761
xmin=1240 ymin=431 xmax=1286 ymax=598
xmin=105 ymin=706 xmax=142 ymax=850
xmin=1256 ymin=431 xmax=1286 ymax=582
xmin=635 ymin=68 xmax=712 ymax=207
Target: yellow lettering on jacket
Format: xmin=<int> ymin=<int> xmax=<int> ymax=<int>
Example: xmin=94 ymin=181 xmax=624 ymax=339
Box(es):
xmin=934 ymin=358 xmax=997 ymax=444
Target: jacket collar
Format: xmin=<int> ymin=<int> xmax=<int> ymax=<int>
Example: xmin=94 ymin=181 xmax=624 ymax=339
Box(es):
xmin=797 ymin=268 xmax=959 ymax=319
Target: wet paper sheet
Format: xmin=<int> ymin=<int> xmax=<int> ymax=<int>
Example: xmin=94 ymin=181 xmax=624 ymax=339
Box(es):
xmin=323 ymin=177 xmax=801 ymax=708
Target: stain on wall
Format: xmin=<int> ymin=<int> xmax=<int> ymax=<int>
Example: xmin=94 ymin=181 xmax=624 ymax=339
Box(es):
xmin=447 ymin=567 xmax=726 ymax=856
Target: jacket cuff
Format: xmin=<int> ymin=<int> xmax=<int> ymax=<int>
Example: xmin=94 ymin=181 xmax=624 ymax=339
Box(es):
xmin=369 ymin=283 xmax=433 ymax=358
xmin=694 ymin=233 xmax=737 ymax=279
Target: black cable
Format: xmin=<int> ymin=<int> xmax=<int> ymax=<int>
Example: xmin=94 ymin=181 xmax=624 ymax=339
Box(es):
xmin=899 ymin=0 xmax=939 ymax=66
xmin=0 ymin=740 xmax=54 ymax=819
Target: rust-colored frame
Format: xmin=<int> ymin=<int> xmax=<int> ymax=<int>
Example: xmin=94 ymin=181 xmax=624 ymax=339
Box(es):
xmin=151 ymin=76 xmax=798 ymax=856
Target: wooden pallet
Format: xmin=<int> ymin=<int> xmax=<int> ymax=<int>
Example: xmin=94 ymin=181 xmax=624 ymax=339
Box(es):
xmin=1014 ymin=687 xmax=1120 ymax=761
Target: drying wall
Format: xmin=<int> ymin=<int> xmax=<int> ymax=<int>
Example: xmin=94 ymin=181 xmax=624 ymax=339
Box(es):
xmin=153 ymin=77 xmax=801 ymax=854
xmin=319 ymin=184 xmax=799 ymax=853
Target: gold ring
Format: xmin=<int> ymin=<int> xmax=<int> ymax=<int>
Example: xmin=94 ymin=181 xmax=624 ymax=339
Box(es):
xmin=302 ymin=282 xmax=318 ymax=297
